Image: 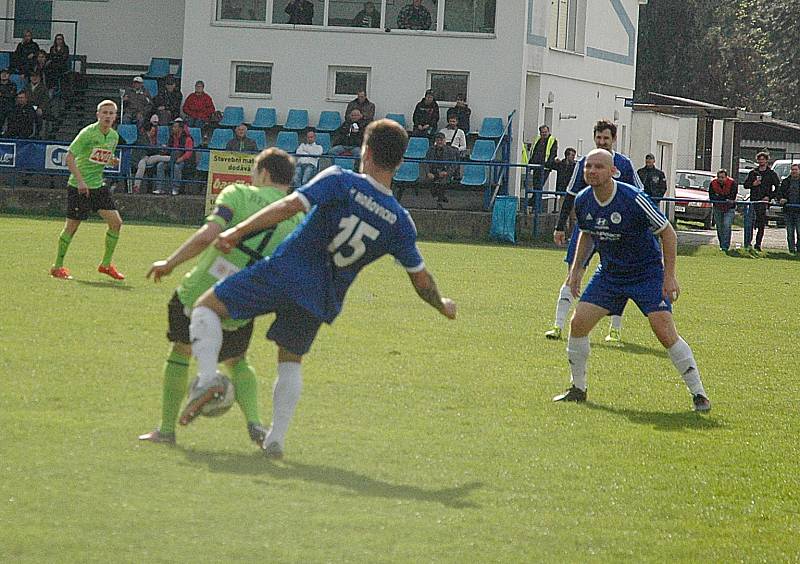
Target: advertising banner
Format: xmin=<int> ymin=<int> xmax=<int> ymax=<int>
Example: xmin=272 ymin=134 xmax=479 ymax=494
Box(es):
xmin=205 ymin=150 xmax=254 ymax=214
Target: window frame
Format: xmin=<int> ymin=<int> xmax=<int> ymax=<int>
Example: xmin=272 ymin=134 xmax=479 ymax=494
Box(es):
xmin=326 ymin=65 xmax=371 ymax=102
xmin=426 ymin=69 xmax=469 ymax=106
xmin=216 ymin=0 xmax=268 ymax=23
xmin=230 ymin=61 xmax=274 ymax=99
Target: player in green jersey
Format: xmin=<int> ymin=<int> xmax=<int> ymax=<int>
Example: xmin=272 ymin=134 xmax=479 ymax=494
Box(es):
xmin=139 ymin=148 xmax=304 ymax=445
xmin=50 ymin=100 xmax=125 ymax=280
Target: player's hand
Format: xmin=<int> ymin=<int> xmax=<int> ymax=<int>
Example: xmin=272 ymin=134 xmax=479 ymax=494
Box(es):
xmin=567 ymin=267 xmax=584 ymax=299
xmin=216 ymin=228 xmax=242 ymax=254
xmin=663 ymin=275 xmax=680 ymax=303
xmin=108 ymin=156 xmax=120 ymax=167
xmin=146 ymin=260 xmax=173 ymax=282
xmin=77 ymin=181 xmax=90 ymax=196
xmin=553 ymin=230 xmax=566 ymax=246
xmin=440 ymin=297 xmax=457 ymax=320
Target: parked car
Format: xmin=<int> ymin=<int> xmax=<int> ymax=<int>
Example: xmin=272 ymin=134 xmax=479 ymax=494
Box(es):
xmin=674 ymin=169 xmax=715 ymax=228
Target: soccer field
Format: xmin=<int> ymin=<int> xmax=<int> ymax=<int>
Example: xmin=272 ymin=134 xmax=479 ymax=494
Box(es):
xmin=1 ymin=216 xmax=799 ymax=562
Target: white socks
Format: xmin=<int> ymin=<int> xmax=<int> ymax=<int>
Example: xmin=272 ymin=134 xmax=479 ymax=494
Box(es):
xmin=554 ymin=284 xmax=574 ymax=329
xmin=610 ymin=315 xmax=622 ymax=330
xmin=567 ymin=335 xmax=590 ymax=391
xmin=189 ymin=306 xmax=223 ymax=388
xmin=668 ymin=337 xmax=706 ymax=397
xmin=266 ymin=362 xmax=303 ymax=448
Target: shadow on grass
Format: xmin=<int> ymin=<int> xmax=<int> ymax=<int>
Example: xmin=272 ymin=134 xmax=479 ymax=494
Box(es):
xmin=723 ymin=249 xmax=798 ymax=261
xmin=74 ymin=279 xmax=133 ymax=290
xmin=594 ymin=341 xmax=667 ymax=359
xmin=585 ymin=402 xmax=724 ymax=431
xmin=179 ymin=447 xmax=483 ymax=508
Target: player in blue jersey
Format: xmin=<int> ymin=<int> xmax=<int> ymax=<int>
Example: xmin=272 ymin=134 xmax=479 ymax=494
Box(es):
xmin=544 ymin=120 xmax=644 ymax=343
xmin=183 ymin=119 xmax=457 ymax=457
xmin=552 ymin=149 xmax=710 ymax=412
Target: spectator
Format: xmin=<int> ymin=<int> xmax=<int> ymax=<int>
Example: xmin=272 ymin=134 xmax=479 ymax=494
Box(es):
xmin=554 ymin=147 xmax=577 ymax=193
xmin=12 ymin=30 xmax=39 ymax=76
xmin=152 ymin=77 xmax=183 ymax=123
xmin=293 ymin=129 xmax=324 ymax=187
xmin=132 ymin=120 xmax=169 ymax=194
xmin=353 ymin=2 xmax=380 ymax=28
xmin=637 ymin=153 xmax=668 ymax=199
xmin=776 ymin=163 xmax=800 ymax=254
xmin=32 ymin=50 xmax=48 ymax=85
xmin=345 ymin=89 xmax=376 ymax=123
xmin=4 ymin=90 xmax=39 ymax=139
xmin=412 ymin=89 xmax=439 ymax=138
xmin=331 ymin=108 xmax=366 ymax=158
xmin=528 ymin=124 xmax=558 ymax=195
xmin=46 ymin=34 xmax=70 ymax=92
xmin=397 ymin=0 xmax=432 ymax=30
xmin=182 ymin=80 xmax=216 ymax=129
xmin=708 ymin=169 xmax=737 ymax=252
xmin=155 ymin=118 xmax=194 ymax=196
xmin=743 ymin=151 xmax=780 ymax=252
xmin=439 ymin=115 xmax=467 ymax=157
xmin=423 ymin=132 xmax=460 ymax=208
xmin=225 ymin=123 xmax=258 ymax=152
xmin=122 ymin=76 xmax=153 ymax=128
xmin=285 ymin=0 xmax=314 ymax=24
xmin=25 ymin=71 xmax=49 ymax=138
xmin=0 ymin=69 xmax=17 ymax=131
xmin=446 ymin=93 xmax=471 ymax=132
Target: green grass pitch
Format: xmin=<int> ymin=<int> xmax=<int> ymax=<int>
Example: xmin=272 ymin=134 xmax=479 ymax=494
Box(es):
xmin=1 ymin=216 xmax=799 ymax=562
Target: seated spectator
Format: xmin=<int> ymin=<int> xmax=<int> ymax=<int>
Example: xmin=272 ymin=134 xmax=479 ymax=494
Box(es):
xmin=439 ymin=115 xmax=467 ymax=157
xmin=293 ymin=129 xmax=324 ymax=187
xmin=133 ymin=117 xmax=169 ymax=194
xmin=122 ymin=76 xmax=153 ymax=127
xmin=12 ymin=30 xmax=39 ymax=76
xmin=446 ymin=93 xmax=471 ymax=132
xmin=423 ymin=132 xmax=460 ymax=208
xmin=155 ymin=118 xmax=194 ymax=196
xmin=708 ymin=168 xmax=738 ymax=253
xmin=32 ymin=50 xmax=48 ymax=86
xmin=46 ymin=34 xmax=70 ymax=93
xmin=412 ymin=89 xmax=439 ymax=138
xmin=397 ymin=0 xmax=432 ymax=30
xmin=346 ymin=89 xmax=375 ymax=123
xmin=182 ymin=80 xmax=216 ymax=129
xmin=331 ymin=108 xmax=366 ymax=159
xmin=152 ymin=76 xmax=183 ymax=123
xmin=353 ymin=2 xmax=380 ymax=28
xmin=25 ymin=71 xmax=49 ymax=138
xmin=285 ymin=0 xmax=314 ymax=24
xmin=4 ymin=90 xmax=39 ymax=139
xmin=225 ymin=123 xmax=258 ymax=152
xmin=0 ymin=69 xmax=17 ymax=130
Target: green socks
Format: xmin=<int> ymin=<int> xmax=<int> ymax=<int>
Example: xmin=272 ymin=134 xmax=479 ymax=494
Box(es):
xmin=160 ymin=350 xmax=190 ymax=434
xmin=231 ymin=358 xmax=260 ymax=424
xmin=101 ymin=229 xmax=120 ymax=267
xmin=54 ymin=230 xmax=73 ymax=268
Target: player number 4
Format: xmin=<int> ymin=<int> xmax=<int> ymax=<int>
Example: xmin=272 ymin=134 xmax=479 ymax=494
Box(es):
xmin=328 ymin=214 xmax=380 ymax=267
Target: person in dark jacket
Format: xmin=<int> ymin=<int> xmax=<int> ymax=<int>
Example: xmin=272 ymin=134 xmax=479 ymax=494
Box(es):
xmin=352 ymin=2 xmax=380 ymax=27
xmin=331 ymin=108 xmax=366 ymax=158
xmin=708 ymin=169 xmax=738 ymax=252
xmin=285 ymin=0 xmax=314 ymax=24
xmin=152 ymin=77 xmax=183 ymax=123
xmin=637 ymin=153 xmax=667 ymax=199
xmin=526 ymin=124 xmax=558 ymax=204
xmin=554 ymin=147 xmax=577 ymax=192
xmin=412 ymin=89 xmax=439 ymax=138
xmin=743 ymin=151 xmax=780 ymax=251
xmin=4 ymin=90 xmax=39 ymax=138
xmin=776 ymin=163 xmax=800 ymax=253
xmin=0 ymin=69 xmax=17 ymax=131
xmin=423 ymin=132 xmax=460 ymax=208
xmin=345 ymin=90 xmax=375 ymax=123
xmin=446 ymin=94 xmax=471 ymax=132
xmin=46 ymin=34 xmax=70 ymax=90
xmin=12 ymin=30 xmax=39 ymax=76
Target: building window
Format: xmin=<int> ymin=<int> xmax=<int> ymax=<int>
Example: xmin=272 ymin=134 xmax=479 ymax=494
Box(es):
xmin=218 ymin=0 xmax=267 ymax=22
xmin=387 ymin=0 xmax=437 ymax=31
xmin=232 ymin=62 xmax=273 ymax=97
xmin=328 ymin=1 xmax=382 ymax=28
xmin=444 ymin=0 xmax=495 ymax=33
xmin=549 ymin=0 xmax=580 ymax=51
xmin=428 ymin=71 xmax=468 ymax=104
xmin=328 ymin=66 xmax=370 ymax=100
xmin=273 ymin=0 xmax=324 ymax=26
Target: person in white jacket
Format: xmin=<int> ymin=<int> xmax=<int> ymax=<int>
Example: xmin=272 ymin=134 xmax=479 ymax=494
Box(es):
xmin=293 ymin=129 xmax=324 ymax=187
xmin=439 ymin=115 xmax=467 ymax=157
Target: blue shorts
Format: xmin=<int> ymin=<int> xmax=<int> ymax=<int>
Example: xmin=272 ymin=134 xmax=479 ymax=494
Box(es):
xmin=565 ymin=224 xmax=596 ymax=268
xmin=581 ymin=269 xmax=672 ymax=317
xmin=214 ymin=263 xmax=322 ymax=356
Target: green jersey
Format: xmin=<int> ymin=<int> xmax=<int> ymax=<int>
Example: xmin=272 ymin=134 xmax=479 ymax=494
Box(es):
xmin=68 ymin=122 xmax=120 ymax=189
xmin=176 ymin=183 xmax=303 ymax=329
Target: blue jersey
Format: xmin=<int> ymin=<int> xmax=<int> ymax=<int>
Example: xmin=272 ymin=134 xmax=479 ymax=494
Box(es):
xmin=574 ymin=181 xmax=668 ymax=279
xmin=566 ymin=151 xmax=644 ymax=196
xmin=263 ymin=167 xmax=424 ymax=323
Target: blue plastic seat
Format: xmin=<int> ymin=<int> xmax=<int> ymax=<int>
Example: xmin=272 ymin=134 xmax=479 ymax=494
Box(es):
xmin=197 ymin=151 xmax=210 ymax=172
xmin=247 ymin=130 xmax=267 ymax=150
xmin=117 ymin=124 xmax=138 ymax=145
xmin=209 ymin=128 xmax=234 ymax=149
xmin=405 ymin=137 xmax=429 ymax=159
xmin=219 ymin=106 xmax=245 ymax=128
xmin=188 ymin=127 xmax=203 ymax=148
xmin=316 ymin=111 xmax=342 ymax=133
xmin=461 ymin=164 xmax=488 ymax=186
xmin=252 ymin=107 xmax=277 ymax=129
xmin=157 ymin=125 xmax=169 ymax=145
xmin=10 ymin=74 xmax=26 ymax=92
xmin=385 ymin=113 xmax=407 ymax=129
xmin=393 ymin=161 xmax=419 ymax=183
xmin=0 ymin=53 xmax=10 ymax=71
xmin=470 ymin=139 xmax=496 ymax=161
xmin=315 ymin=132 xmax=331 ymax=154
xmin=143 ymin=79 xmax=158 ymax=98
xmin=334 ymin=157 xmax=357 ymax=171
xmin=284 ymin=109 xmax=308 ymax=131
xmin=275 ymin=131 xmax=299 ymax=153
xmin=478 ymin=117 xmax=504 ymax=140
xmin=145 ymin=57 xmax=170 ymax=79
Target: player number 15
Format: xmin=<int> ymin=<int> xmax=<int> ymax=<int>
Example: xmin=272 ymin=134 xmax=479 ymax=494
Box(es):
xmin=328 ymin=214 xmax=380 ymax=267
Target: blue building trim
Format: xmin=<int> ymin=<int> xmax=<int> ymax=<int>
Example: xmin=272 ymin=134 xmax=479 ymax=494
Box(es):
xmin=586 ymin=0 xmax=636 ymax=66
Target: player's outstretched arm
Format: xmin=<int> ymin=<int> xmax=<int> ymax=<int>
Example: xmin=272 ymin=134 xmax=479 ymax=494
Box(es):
xmin=658 ymin=223 xmax=680 ymax=302
xmin=147 ymin=222 xmax=222 ymax=282
xmin=408 ymin=269 xmax=456 ymax=319
xmin=217 ymin=193 xmax=305 ymax=253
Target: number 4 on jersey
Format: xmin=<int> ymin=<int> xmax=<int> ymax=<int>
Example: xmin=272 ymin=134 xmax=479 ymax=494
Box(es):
xmin=328 ymin=214 xmax=380 ymax=267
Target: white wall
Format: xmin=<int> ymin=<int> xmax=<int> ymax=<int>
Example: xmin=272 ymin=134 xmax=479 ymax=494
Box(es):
xmin=676 ymin=117 xmax=698 ymax=170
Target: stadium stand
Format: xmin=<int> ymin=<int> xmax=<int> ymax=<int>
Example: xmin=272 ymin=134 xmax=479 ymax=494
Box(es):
xmin=219 ymin=106 xmax=245 ymax=128
xmin=144 ymin=57 xmax=170 ymax=80
xmin=117 ymin=123 xmax=138 ymax=145
xmin=315 ymin=132 xmax=332 ymax=154
xmin=246 ymin=129 xmax=267 ymax=150
xmin=142 ymin=79 xmax=158 ymax=98
xmin=385 ymin=113 xmax=407 ymax=129
xmin=275 ymin=131 xmax=299 ymax=153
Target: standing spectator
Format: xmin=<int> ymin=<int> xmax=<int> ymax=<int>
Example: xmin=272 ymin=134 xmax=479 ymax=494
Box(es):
xmin=4 ymin=91 xmax=39 ymax=139
xmin=345 ymin=89 xmax=375 ymax=123
xmin=46 ymin=34 xmax=70 ymax=93
xmin=293 ymin=129 xmax=324 ymax=187
xmin=446 ymin=94 xmax=471 ymax=132
xmin=25 ymin=71 xmax=49 ymax=138
xmin=554 ymin=147 xmax=577 ymax=193
xmin=353 ymin=2 xmax=380 ymax=28
xmin=152 ymin=77 xmax=183 ymax=123
xmin=397 ymin=0 xmax=432 ymax=30
xmin=331 ymin=108 xmax=366 ymax=158
xmin=182 ymin=80 xmax=216 ymax=129
xmin=423 ymin=132 xmax=460 ymax=208
xmin=12 ymin=30 xmax=39 ymax=76
xmin=285 ymin=0 xmax=314 ymax=24
xmin=155 ymin=118 xmax=194 ymax=196
xmin=528 ymin=124 xmax=558 ymax=197
xmin=225 ymin=123 xmax=258 ymax=152
xmin=708 ymin=169 xmax=737 ymax=252
xmin=776 ymin=163 xmax=800 ymax=254
xmin=743 ymin=151 xmax=780 ymax=252
xmin=412 ymin=89 xmax=439 ymax=138
xmin=121 ymin=76 xmax=153 ymax=128
xmin=0 ymin=69 xmax=17 ymax=131
xmin=439 ymin=115 xmax=467 ymax=157
xmin=132 ymin=120 xmax=169 ymax=194
xmin=637 ymin=153 xmax=667 ymax=199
